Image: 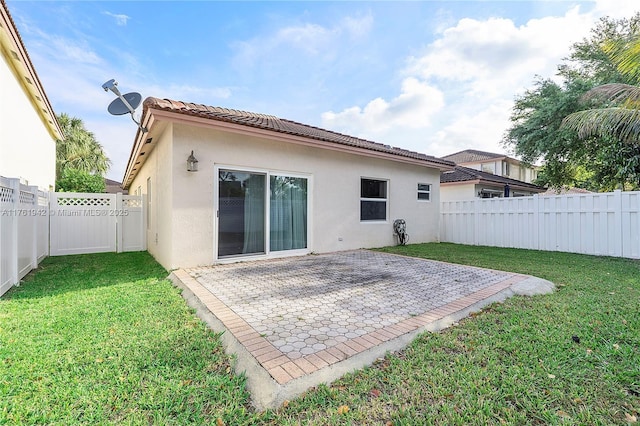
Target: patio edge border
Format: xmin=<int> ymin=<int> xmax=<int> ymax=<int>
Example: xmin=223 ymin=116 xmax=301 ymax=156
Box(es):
xmin=168 ymin=258 xmax=554 ymax=410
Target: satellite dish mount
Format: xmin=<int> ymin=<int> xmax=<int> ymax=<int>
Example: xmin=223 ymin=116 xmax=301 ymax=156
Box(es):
xmin=102 ymin=79 xmax=147 ymax=133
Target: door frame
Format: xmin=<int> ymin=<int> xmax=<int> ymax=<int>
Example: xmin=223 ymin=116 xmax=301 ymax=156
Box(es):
xmin=213 ymin=164 xmax=312 ymax=262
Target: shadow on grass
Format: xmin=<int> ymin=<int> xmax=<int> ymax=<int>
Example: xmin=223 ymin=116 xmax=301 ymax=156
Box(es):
xmin=3 ymin=251 xmax=168 ymax=300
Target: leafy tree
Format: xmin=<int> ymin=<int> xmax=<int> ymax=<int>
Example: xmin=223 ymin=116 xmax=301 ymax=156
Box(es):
xmin=504 ymin=77 xmax=597 ymax=188
xmin=561 ymin=33 xmax=640 ymax=190
xmin=558 ymin=16 xmax=640 ymax=85
xmin=56 ymin=168 xmax=106 ymax=193
xmin=564 ymin=32 xmax=640 ymax=142
xmin=503 ymin=14 xmax=640 ymax=191
xmin=56 ymin=113 xmax=111 ymax=179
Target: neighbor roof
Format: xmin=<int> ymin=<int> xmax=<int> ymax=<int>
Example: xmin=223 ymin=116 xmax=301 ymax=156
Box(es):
xmin=541 ymin=187 xmax=592 ymax=196
xmin=441 ymin=149 xmax=508 ymax=164
xmin=104 ymin=178 xmax=127 ymax=194
xmin=123 ymin=97 xmax=455 ymax=187
xmin=441 ymin=166 xmax=544 ymax=191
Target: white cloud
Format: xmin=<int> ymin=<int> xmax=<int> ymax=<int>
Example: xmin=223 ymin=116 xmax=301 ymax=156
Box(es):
xmin=405 ymin=6 xmax=593 ymax=97
xmin=232 ymin=12 xmax=374 ymax=67
xmin=342 ymin=12 xmax=374 ymax=39
xmin=593 ymin=0 xmax=639 ymax=19
xmin=276 ymin=23 xmax=336 ymax=55
xmin=322 ymin=77 xmax=444 ymax=135
xmin=322 ymin=3 xmax=600 ymax=159
xmin=22 ymin=28 xmax=232 ymax=181
xmin=103 ymin=11 xmax=131 ymax=27
xmin=42 ymin=34 xmax=102 ymax=65
xmin=424 ymin=100 xmax=515 ymax=158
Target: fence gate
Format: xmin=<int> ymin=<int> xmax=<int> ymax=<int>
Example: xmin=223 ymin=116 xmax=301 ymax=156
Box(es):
xmin=49 ymin=192 xmax=146 ymax=256
xmin=1 ymin=178 xmax=146 ymax=296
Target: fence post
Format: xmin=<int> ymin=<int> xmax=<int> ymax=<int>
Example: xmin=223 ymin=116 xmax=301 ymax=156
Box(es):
xmin=532 ymin=194 xmax=540 ymax=251
xmin=142 ymin=194 xmax=148 ymax=250
xmin=44 ymin=190 xmax=50 ymax=258
xmin=9 ymin=178 xmax=19 ymax=287
xmin=0 ymin=183 xmax=3 ymax=289
xmin=614 ymin=189 xmax=623 ymax=257
xmin=116 ymin=192 xmax=123 ymax=253
xmin=473 ymin=198 xmax=480 ymax=246
xmin=29 ymin=185 xmax=39 ymax=270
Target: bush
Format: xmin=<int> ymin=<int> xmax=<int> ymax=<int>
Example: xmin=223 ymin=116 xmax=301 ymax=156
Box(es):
xmin=55 ymin=168 xmax=105 ymax=193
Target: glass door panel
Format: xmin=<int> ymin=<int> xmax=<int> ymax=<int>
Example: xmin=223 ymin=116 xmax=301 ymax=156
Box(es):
xmin=270 ymin=176 xmax=307 ymax=251
xmin=218 ymin=170 xmax=265 ymax=257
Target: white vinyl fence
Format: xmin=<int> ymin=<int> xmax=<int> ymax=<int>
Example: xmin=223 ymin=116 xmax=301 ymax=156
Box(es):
xmin=1 ymin=176 xmax=146 ymax=296
xmin=49 ymin=192 xmax=146 ymax=256
xmin=0 ymin=177 xmax=48 ymax=296
xmin=441 ymin=190 xmax=640 ymax=259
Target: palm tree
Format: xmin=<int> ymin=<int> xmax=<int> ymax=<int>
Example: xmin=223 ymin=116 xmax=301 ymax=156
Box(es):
xmin=562 ymin=35 xmax=640 ymax=142
xmin=56 ymin=113 xmax=111 ymax=178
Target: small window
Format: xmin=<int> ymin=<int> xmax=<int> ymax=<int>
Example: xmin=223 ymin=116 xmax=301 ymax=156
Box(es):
xmin=360 ymin=178 xmax=387 ymax=221
xmin=417 ymin=183 xmax=431 ymax=201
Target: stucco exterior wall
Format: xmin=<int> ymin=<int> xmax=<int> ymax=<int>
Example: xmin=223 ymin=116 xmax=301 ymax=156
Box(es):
xmin=0 ymin=53 xmax=55 ymax=189
xmin=142 ymin=123 xmax=442 ymax=270
xmin=129 ymin=124 xmax=174 ymax=269
xmin=441 ymin=184 xmax=475 ymax=202
xmin=441 ymin=182 xmax=540 ymax=201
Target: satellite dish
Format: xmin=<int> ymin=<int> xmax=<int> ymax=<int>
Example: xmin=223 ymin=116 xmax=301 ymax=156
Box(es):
xmin=101 ymin=78 xmax=148 ymax=133
xmin=108 ymin=92 xmax=142 ymax=116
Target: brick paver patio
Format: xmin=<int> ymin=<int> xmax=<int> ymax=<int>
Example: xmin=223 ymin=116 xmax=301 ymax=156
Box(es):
xmin=174 ymin=250 xmax=528 ymax=388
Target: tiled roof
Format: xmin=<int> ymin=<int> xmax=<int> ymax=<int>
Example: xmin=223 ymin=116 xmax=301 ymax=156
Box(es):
xmin=104 ymin=178 xmax=126 ymax=194
xmin=441 ymin=149 xmax=506 ymax=164
xmin=144 ymin=97 xmax=455 ymax=169
xmin=541 ymin=187 xmax=592 ymax=196
xmin=441 ymin=166 xmax=544 ymax=190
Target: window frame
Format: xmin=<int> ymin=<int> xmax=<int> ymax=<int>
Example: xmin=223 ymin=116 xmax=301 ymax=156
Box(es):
xmin=417 ymin=183 xmax=431 ymax=202
xmin=360 ymin=177 xmax=388 ymax=222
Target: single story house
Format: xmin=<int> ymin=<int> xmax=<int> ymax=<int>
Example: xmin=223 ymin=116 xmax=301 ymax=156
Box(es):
xmin=122 ymin=97 xmax=454 ymax=270
xmin=1 ymin=0 xmax=62 ymax=190
xmin=440 ymin=166 xmax=545 ymax=202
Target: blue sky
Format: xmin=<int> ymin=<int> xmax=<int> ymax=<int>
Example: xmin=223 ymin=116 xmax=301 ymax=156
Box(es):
xmin=6 ymin=0 xmax=639 ymax=181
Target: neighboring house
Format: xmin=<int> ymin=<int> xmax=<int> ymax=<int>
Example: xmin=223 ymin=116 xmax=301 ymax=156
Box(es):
xmin=122 ymin=97 xmax=455 ymax=270
xmin=441 ymin=149 xmax=538 ymax=184
xmin=0 ymin=0 xmax=62 ymax=190
xmin=440 ymin=166 xmax=545 ymax=202
xmin=104 ymin=178 xmax=127 ymax=194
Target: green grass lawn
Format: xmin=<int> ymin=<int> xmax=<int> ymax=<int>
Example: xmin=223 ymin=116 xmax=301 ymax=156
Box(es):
xmin=1 ymin=245 xmax=639 ymax=425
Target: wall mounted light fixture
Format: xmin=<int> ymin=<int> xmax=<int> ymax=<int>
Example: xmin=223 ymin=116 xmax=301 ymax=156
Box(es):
xmin=187 ymin=150 xmax=198 ymax=172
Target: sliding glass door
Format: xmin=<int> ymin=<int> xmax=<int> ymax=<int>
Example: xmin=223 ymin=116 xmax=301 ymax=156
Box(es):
xmin=218 ymin=170 xmax=266 ymax=257
xmin=217 ymin=169 xmax=308 ymax=259
xmin=270 ymin=176 xmax=307 ymax=251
